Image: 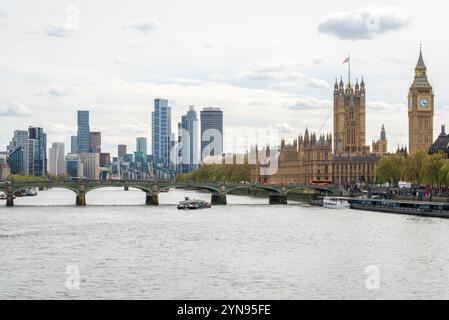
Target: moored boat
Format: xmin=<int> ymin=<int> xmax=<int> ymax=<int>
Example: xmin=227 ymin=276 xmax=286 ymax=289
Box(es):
xmin=322 ymin=197 xmax=350 ymax=209
xmin=349 ymin=198 xmax=449 ymax=219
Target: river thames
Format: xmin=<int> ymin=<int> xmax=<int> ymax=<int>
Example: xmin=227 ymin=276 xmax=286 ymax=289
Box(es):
xmin=1 ymin=188 xmax=449 ymax=299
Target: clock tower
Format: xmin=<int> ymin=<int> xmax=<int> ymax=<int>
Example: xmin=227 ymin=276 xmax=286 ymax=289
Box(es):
xmin=408 ymin=47 xmax=434 ymax=154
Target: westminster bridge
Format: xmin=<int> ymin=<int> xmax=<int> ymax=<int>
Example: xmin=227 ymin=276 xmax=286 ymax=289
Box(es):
xmin=0 ymin=180 xmax=339 ymax=207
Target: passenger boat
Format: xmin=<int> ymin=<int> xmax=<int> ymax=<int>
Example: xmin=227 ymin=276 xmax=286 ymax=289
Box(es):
xmin=26 ymin=188 xmax=38 ymax=196
xmin=322 ymin=197 xmax=350 ymax=209
xmin=349 ymin=198 xmax=449 ymax=219
xmin=0 ymin=193 xmax=6 ymax=200
xmin=177 ymin=197 xmax=211 ymax=210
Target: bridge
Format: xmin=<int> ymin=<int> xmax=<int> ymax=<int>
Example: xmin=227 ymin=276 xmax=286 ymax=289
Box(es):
xmin=0 ymin=181 xmax=338 ymax=207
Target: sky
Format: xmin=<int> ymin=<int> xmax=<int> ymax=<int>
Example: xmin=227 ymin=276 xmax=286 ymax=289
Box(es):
xmin=1 ymin=0 xmax=449 ymax=156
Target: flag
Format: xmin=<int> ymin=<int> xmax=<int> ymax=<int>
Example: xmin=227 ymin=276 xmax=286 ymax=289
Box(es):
xmin=342 ymin=56 xmax=350 ymax=64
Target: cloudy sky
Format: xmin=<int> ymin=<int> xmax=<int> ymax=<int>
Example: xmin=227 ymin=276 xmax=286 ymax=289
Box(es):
xmin=1 ymin=0 xmax=449 ymax=155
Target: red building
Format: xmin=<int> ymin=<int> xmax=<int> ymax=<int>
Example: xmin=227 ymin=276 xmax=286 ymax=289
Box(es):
xmin=89 ymin=132 xmax=101 ymax=153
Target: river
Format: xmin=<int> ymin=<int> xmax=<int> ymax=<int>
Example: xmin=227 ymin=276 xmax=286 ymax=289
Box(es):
xmin=1 ymin=188 xmax=449 ymax=299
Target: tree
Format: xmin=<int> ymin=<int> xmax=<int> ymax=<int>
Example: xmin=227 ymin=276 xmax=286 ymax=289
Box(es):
xmin=403 ymin=150 xmax=427 ymax=185
xmin=421 ymin=152 xmax=446 ymax=187
xmin=376 ymin=155 xmax=404 ymax=184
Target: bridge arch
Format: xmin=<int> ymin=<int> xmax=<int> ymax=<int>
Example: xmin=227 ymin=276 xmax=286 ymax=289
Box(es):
xmin=225 ymin=185 xmax=283 ymax=195
xmin=159 ymin=184 xmax=222 ymax=194
xmin=85 ymin=185 xmax=153 ymax=194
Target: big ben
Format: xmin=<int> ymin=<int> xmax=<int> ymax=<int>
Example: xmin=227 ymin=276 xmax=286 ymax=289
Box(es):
xmin=408 ymin=47 xmax=434 ymax=154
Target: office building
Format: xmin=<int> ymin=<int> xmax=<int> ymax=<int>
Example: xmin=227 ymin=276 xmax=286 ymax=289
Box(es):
xmin=178 ymin=106 xmax=199 ymax=173
xmin=136 ymin=137 xmax=148 ymax=156
xmin=77 ymin=111 xmax=90 ymax=153
xmin=79 ymin=153 xmax=100 ymax=180
xmin=28 ymin=127 xmax=47 ymax=177
xmin=71 ymin=136 xmax=78 ymax=154
xmin=152 ymin=98 xmax=172 ymax=170
xmin=48 ymin=142 xmax=65 ymax=175
xmin=118 ymin=144 xmax=127 ymax=158
xmin=200 ymin=107 xmax=223 ymax=162
xmin=100 ymin=153 xmax=111 ymax=167
xmin=89 ymin=132 xmax=101 ymax=153
xmin=65 ymin=154 xmax=82 ymax=178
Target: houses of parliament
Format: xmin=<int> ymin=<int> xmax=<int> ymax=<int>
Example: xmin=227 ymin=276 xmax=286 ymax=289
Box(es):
xmin=251 ymin=48 xmax=434 ymax=186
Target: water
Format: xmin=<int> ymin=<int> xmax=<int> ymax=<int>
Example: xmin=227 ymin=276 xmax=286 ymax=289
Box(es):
xmin=1 ymin=188 xmax=449 ymax=300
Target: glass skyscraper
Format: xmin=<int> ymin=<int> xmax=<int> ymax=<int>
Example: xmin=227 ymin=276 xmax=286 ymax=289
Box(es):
xmin=77 ymin=111 xmax=90 ymax=153
xmin=152 ymin=99 xmax=172 ymax=176
xmin=136 ymin=137 xmax=148 ymax=156
xmin=28 ymin=126 xmax=47 ymax=176
xmin=178 ymin=106 xmax=199 ymax=173
xmin=200 ymin=107 xmax=223 ymax=162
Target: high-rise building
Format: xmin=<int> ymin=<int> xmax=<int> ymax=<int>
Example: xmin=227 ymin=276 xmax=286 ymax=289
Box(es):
xmin=333 ymin=77 xmax=366 ymax=153
xmin=65 ymin=154 xmax=82 ymax=178
xmin=7 ymin=146 xmax=25 ymax=175
xmin=178 ymin=106 xmax=199 ymax=173
xmin=408 ymin=48 xmax=434 ymax=154
xmin=100 ymin=153 xmax=111 ymax=167
xmin=136 ymin=137 xmax=148 ymax=156
xmin=78 ymin=153 xmax=100 ymax=180
xmin=71 ymin=136 xmax=78 ymax=154
xmin=200 ymin=107 xmax=223 ymax=162
xmin=7 ymin=130 xmax=29 ymax=174
xmin=118 ymin=144 xmax=127 ymax=158
xmin=89 ymin=132 xmax=101 ymax=153
xmin=77 ymin=111 xmax=90 ymax=153
xmin=28 ymin=127 xmax=47 ymax=176
xmin=152 ymin=98 xmax=172 ymax=170
xmin=48 ymin=142 xmax=65 ymax=175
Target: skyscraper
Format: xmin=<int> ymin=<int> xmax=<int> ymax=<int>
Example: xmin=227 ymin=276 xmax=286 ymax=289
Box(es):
xmin=118 ymin=144 xmax=127 ymax=158
xmin=48 ymin=142 xmax=65 ymax=175
xmin=200 ymin=107 xmax=223 ymax=162
xmin=28 ymin=127 xmax=47 ymax=176
xmin=152 ymin=98 xmax=172 ymax=170
xmin=136 ymin=137 xmax=148 ymax=156
xmin=7 ymin=130 xmax=29 ymax=174
xmin=408 ymin=47 xmax=434 ymax=154
xmin=71 ymin=136 xmax=78 ymax=154
xmin=65 ymin=154 xmax=82 ymax=178
xmin=77 ymin=111 xmax=90 ymax=153
xmin=79 ymin=153 xmax=100 ymax=180
xmin=89 ymin=132 xmax=101 ymax=153
xmin=178 ymin=106 xmax=199 ymax=173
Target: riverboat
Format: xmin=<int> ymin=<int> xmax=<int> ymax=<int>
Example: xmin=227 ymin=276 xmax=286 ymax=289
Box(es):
xmin=177 ymin=197 xmax=211 ymax=210
xmin=349 ymin=198 xmax=449 ymax=219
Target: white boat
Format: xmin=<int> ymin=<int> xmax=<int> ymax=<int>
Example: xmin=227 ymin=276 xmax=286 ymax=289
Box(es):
xmin=322 ymin=197 xmax=350 ymax=209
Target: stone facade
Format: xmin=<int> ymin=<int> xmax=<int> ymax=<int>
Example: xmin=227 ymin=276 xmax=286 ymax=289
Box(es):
xmin=251 ymin=76 xmax=384 ymax=186
xmin=408 ymin=48 xmax=434 ymax=154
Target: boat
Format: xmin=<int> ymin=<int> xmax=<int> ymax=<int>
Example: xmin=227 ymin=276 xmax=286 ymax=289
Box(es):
xmin=177 ymin=197 xmax=211 ymax=210
xmin=349 ymin=198 xmax=449 ymax=219
xmin=26 ymin=188 xmax=38 ymax=196
xmin=0 ymin=193 xmax=6 ymax=200
xmin=322 ymin=197 xmax=350 ymax=209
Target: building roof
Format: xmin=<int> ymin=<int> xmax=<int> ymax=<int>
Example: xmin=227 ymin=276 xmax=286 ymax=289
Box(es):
xmin=429 ymin=126 xmax=449 ymax=155
xmin=416 ymin=48 xmax=427 ymax=70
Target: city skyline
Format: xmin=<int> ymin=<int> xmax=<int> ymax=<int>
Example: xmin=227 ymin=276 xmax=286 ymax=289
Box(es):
xmin=1 ymin=1 xmax=449 ymax=156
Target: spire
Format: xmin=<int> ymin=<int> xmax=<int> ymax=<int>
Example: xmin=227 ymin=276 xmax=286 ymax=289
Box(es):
xmin=416 ymin=45 xmax=427 ymax=70
xmin=339 ymin=76 xmax=344 ymax=88
xmin=334 ymin=78 xmax=338 ymax=90
xmin=441 ymin=125 xmax=446 ymax=136
xmin=355 ymin=78 xmax=359 ymax=90
xmin=381 ymin=124 xmax=386 ymax=140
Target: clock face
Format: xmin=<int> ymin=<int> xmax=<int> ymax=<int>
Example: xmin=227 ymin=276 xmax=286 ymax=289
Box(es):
xmin=419 ymin=97 xmax=430 ymax=110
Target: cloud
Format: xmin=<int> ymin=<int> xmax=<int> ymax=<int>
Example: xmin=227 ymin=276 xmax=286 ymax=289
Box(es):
xmin=0 ymin=102 xmax=33 ymax=116
xmin=270 ymin=123 xmax=295 ymax=135
xmin=318 ymin=6 xmax=412 ymax=40
xmin=238 ymin=61 xmax=303 ymax=81
xmin=0 ymin=10 xmax=7 ymax=19
xmin=112 ymin=56 xmax=129 ymax=65
xmin=126 ymin=18 xmax=160 ymax=34
xmin=287 ymin=97 xmax=332 ymax=111
xmin=367 ymin=101 xmax=404 ymax=111
xmin=204 ymin=40 xmax=216 ymax=49
xmin=46 ymin=23 xmax=77 ymax=37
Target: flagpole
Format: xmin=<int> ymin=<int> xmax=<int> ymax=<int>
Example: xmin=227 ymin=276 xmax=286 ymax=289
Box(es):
xmin=348 ymin=54 xmax=351 ymax=87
